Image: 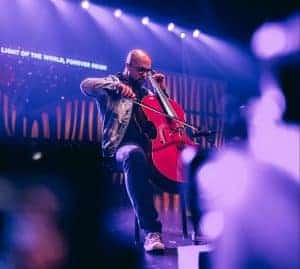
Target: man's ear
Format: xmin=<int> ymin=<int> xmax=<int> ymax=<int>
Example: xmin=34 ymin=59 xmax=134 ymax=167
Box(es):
xmin=125 ymin=63 xmax=131 ymax=71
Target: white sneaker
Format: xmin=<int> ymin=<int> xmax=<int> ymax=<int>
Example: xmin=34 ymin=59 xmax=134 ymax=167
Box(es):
xmin=144 ymin=232 xmax=165 ymax=252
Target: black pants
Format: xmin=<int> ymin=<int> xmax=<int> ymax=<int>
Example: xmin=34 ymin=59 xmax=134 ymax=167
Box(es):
xmin=116 ymin=144 xmax=162 ymax=234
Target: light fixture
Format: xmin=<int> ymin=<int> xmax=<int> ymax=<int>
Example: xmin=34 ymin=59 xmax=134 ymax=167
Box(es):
xmin=114 ymin=9 xmax=122 ymax=18
xmin=81 ymin=0 xmax=89 ymax=10
xmin=141 ymin=16 xmax=150 ymax=25
xmin=180 ymin=32 xmax=186 ymax=39
xmin=167 ymin=22 xmax=175 ymax=31
xmin=192 ymin=29 xmax=200 ymax=38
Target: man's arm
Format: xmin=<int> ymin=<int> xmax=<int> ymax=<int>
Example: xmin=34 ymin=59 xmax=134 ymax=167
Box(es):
xmin=80 ymin=75 xmax=136 ymax=99
xmin=80 ymin=75 xmax=120 ymax=97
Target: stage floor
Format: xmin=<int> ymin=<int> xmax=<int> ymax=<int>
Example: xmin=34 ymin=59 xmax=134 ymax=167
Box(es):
xmin=106 ymin=203 xmax=208 ymax=269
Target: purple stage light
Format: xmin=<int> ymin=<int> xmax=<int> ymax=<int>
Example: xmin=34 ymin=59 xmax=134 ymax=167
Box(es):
xmin=114 ymin=9 xmax=122 ymax=18
xmin=252 ymin=23 xmax=287 ymax=59
xmin=192 ymin=29 xmax=200 ymax=38
xmin=197 ymin=33 xmax=256 ymax=78
xmin=141 ymin=16 xmax=150 ymax=25
xmin=252 ymin=15 xmax=300 ymax=59
xmin=167 ymin=22 xmax=175 ymax=31
xmin=180 ymin=32 xmax=186 ymax=39
xmin=81 ymin=0 xmax=89 ymax=10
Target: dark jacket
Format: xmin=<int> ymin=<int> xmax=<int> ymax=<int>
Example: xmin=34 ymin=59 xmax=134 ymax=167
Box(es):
xmin=80 ymin=74 xmax=148 ymax=157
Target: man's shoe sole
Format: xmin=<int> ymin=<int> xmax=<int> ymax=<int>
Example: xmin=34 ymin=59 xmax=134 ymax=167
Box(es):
xmin=144 ymin=242 xmax=165 ymax=252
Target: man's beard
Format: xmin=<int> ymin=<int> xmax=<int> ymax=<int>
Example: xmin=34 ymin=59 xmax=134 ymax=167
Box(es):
xmin=129 ymin=76 xmax=145 ymax=87
xmin=137 ymin=77 xmax=146 ymax=85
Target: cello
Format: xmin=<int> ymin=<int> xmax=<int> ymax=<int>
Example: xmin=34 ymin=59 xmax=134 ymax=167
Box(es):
xmin=133 ymin=71 xmax=206 ymax=192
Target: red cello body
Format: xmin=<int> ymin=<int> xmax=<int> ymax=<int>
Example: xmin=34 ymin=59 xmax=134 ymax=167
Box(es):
xmin=140 ymin=95 xmax=195 ymax=191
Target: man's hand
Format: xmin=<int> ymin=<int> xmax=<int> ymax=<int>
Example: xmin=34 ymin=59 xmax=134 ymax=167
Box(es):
xmin=152 ymin=73 xmax=166 ymax=90
xmin=116 ymin=82 xmax=136 ymax=99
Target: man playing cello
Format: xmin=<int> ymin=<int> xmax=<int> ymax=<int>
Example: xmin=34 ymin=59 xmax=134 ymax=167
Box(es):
xmin=80 ymin=49 xmax=167 ymax=252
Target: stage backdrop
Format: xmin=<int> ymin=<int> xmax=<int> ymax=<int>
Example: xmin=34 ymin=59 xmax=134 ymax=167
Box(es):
xmin=0 ymin=53 xmax=226 ymax=147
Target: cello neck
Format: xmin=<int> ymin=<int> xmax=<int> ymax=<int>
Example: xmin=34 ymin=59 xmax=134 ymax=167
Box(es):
xmin=147 ymin=73 xmax=177 ymax=119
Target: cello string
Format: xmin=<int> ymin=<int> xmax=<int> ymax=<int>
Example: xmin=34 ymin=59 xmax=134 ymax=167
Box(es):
xmin=132 ymin=100 xmax=199 ymax=131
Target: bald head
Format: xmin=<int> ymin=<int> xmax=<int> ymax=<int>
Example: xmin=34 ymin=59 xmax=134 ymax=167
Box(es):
xmin=126 ymin=49 xmax=152 ymax=66
xmin=124 ymin=49 xmax=152 ymax=84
